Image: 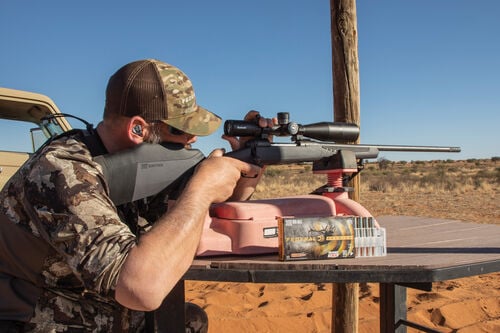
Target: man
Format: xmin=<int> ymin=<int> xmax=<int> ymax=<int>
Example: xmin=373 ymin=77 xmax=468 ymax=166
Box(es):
xmin=0 ymin=59 xmax=273 ymax=332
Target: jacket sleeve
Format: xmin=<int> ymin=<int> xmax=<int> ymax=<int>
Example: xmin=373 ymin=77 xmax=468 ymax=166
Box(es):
xmin=25 ymin=137 xmax=137 ymax=296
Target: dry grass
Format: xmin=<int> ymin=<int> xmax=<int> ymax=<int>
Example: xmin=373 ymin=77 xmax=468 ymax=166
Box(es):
xmin=253 ymin=158 xmax=499 ymax=225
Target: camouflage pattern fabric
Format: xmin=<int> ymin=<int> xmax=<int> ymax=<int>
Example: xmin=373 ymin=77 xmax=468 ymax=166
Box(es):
xmin=153 ymin=60 xmax=221 ymax=136
xmin=0 ymin=134 xmax=145 ymax=332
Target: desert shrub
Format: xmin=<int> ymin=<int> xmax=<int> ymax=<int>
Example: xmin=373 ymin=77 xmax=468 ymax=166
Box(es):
xmin=377 ymin=157 xmax=391 ymax=170
xmin=472 ymin=177 xmax=483 ymax=189
xmin=264 ymin=168 xmax=283 ymax=177
xmin=410 ymin=166 xmax=420 ymax=173
xmin=418 ymin=168 xmax=457 ymax=191
xmin=473 ymin=169 xmax=500 ymax=186
xmin=401 ymin=168 xmax=411 ymax=175
xmin=368 ymin=181 xmax=388 ymax=192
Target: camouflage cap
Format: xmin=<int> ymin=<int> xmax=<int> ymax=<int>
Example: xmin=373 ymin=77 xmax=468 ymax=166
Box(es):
xmin=105 ymin=59 xmax=221 ymax=136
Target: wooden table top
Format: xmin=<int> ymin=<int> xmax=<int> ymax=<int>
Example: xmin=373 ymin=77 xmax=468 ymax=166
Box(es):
xmin=185 ymin=216 xmax=500 ymax=284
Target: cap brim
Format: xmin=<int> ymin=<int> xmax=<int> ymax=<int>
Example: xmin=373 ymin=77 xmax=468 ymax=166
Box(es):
xmin=163 ymin=106 xmax=222 ymax=136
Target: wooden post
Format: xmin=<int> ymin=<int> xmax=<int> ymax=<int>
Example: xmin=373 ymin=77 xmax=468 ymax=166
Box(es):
xmin=330 ymin=0 xmax=360 ymax=332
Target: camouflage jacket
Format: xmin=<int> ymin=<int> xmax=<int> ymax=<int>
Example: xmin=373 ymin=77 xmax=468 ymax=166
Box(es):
xmin=0 ymin=134 xmax=146 ymax=332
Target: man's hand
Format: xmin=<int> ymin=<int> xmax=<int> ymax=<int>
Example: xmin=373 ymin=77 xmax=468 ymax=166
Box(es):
xmin=188 ymin=149 xmax=262 ymax=204
xmin=222 ymin=110 xmax=277 ymax=151
xmin=220 ymin=110 xmax=276 ymax=200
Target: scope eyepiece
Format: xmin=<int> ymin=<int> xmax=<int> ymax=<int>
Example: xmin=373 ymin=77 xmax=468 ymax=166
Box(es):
xmin=224 ymin=120 xmax=263 ymax=137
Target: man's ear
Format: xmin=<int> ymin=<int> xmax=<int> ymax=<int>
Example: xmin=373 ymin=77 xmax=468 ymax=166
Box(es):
xmin=127 ymin=116 xmax=148 ymax=144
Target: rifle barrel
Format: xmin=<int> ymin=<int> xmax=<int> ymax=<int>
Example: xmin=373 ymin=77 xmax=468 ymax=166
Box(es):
xmin=370 ymin=144 xmax=461 ymax=153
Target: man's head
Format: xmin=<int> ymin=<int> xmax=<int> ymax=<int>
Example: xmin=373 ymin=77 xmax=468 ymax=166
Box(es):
xmin=104 ymin=59 xmax=221 ymax=137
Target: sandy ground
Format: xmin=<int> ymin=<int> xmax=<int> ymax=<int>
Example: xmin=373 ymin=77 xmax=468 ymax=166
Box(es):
xmin=186 ymin=190 xmax=500 ymax=332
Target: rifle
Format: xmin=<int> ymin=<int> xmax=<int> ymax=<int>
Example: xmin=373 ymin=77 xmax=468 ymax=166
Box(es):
xmin=224 ymin=112 xmax=460 ymax=171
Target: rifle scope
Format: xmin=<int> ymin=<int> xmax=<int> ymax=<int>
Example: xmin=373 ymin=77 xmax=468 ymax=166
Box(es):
xmin=224 ymin=112 xmax=360 ymax=142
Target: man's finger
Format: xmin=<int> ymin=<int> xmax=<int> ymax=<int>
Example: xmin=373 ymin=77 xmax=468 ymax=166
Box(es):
xmin=236 ymin=161 xmax=261 ymax=179
xmin=207 ymin=148 xmax=225 ymax=158
xmin=244 ymin=110 xmax=260 ymax=121
xmin=221 ymin=135 xmax=240 ymax=150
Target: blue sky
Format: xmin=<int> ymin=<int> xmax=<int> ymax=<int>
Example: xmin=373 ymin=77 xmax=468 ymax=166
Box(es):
xmin=1 ymin=0 xmax=498 ymax=161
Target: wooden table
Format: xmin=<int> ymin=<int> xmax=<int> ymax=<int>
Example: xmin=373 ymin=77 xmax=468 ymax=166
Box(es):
xmin=147 ymin=216 xmax=500 ymax=333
